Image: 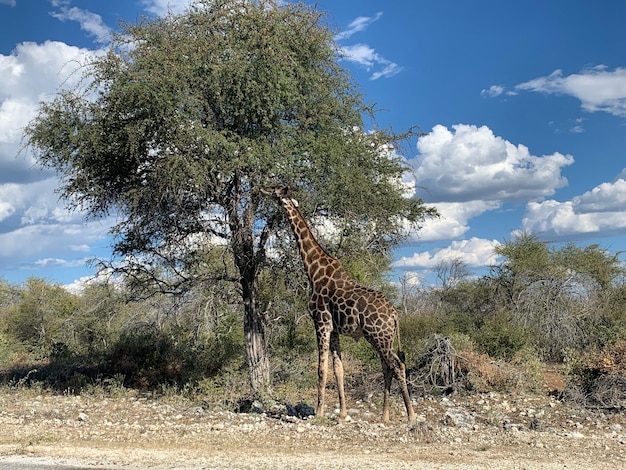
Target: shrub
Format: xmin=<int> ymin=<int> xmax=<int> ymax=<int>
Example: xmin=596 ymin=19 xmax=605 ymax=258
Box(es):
xmin=459 ymin=350 xmax=538 ymax=393
xmin=474 ymin=311 xmax=531 ymax=359
xmin=407 ymin=334 xmax=541 ymax=395
xmin=563 ymin=340 xmax=626 ymax=409
xmin=0 ymin=332 xmax=29 ymax=369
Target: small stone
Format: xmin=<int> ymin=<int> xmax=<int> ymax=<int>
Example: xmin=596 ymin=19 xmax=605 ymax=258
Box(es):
xmin=530 ymin=418 xmax=546 ymax=431
xmin=443 ymin=409 xmax=475 ymax=428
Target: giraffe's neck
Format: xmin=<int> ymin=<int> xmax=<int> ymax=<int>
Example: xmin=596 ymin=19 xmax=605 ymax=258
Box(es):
xmin=281 ymin=198 xmax=345 ymax=284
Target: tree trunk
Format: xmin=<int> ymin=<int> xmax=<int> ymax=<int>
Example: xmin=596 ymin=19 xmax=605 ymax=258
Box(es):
xmin=226 ymin=178 xmax=271 ymax=395
xmin=241 ymin=274 xmax=271 ymax=394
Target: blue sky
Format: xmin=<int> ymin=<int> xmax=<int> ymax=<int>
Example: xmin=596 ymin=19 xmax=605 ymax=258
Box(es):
xmin=1 ymin=0 xmax=626 ymax=290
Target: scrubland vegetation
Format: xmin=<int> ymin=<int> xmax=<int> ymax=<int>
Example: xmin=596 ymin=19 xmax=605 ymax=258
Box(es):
xmin=1 ymin=233 xmax=625 ymax=411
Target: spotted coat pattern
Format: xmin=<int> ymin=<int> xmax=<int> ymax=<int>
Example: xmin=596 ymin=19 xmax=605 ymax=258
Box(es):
xmin=262 ymin=186 xmax=416 ymax=423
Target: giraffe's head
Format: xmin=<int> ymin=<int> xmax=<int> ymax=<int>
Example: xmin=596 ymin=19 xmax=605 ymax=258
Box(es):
xmin=260 ymin=185 xmax=299 ymax=207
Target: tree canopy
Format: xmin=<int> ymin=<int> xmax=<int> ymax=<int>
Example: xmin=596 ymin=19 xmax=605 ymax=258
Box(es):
xmin=25 ymin=0 xmax=436 ymax=391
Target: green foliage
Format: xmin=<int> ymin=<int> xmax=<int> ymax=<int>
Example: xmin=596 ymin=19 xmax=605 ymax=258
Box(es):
xmin=107 ymin=311 xmax=245 ymax=389
xmin=0 ymin=332 xmax=28 ymax=369
xmin=473 ymin=311 xmax=531 ymax=359
xmin=25 ymin=0 xmax=434 ymax=285
xmin=487 ymin=234 xmax=626 ymax=360
xmin=2 ymin=278 xmax=78 ymax=353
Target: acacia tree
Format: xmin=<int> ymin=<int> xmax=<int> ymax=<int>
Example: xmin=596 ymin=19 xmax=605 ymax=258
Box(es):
xmin=490 ymin=233 xmax=625 ymax=358
xmin=25 ymin=0 xmax=435 ymax=392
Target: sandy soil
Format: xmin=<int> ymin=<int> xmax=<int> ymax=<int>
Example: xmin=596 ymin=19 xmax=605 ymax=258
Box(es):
xmin=0 ymin=388 xmax=625 ymax=469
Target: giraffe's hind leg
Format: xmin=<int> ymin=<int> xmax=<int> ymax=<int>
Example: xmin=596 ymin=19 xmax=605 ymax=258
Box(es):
xmin=380 ymin=359 xmax=392 ymax=424
xmin=385 ymin=350 xmax=416 ymax=423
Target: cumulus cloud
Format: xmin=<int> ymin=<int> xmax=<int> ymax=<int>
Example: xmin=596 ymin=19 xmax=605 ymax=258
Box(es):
xmin=34 ymin=257 xmax=90 ymax=268
xmin=410 ymin=124 xmax=574 ymax=203
xmin=0 ymin=41 xmax=94 ymax=180
xmin=0 ymin=40 xmax=92 ymax=102
xmin=397 ymin=124 xmax=575 ymax=273
xmin=522 ymin=172 xmax=626 ymax=238
xmin=0 ymin=200 xmax=14 ymax=221
xmin=0 ymin=40 xmax=111 ymax=275
xmin=393 ymin=237 xmax=501 ymax=269
xmin=516 ymin=66 xmax=626 ymax=117
xmin=407 ymin=201 xmax=500 ymax=242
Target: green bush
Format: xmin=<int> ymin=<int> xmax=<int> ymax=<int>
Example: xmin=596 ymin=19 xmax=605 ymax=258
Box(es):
xmin=474 ymin=311 xmax=531 ymax=359
xmin=108 ymin=313 xmax=244 ymax=389
xmin=0 ymin=332 xmax=28 ymax=368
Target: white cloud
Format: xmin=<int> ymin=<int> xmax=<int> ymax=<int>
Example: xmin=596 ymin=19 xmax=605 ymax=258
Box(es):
xmin=0 ymin=200 xmax=14 ymax=221
xmin=516 ymin=66 xmax=626 ymax=117
xmin=63 ymin=275 xmax=95 ymax=294
xmin=335 ymin=12 xmax=402 ymax=80
xmin=393 ymin=237 xmax=501 ymax=269
xmin=338 ymin=43 xmax=378 ymax=69
xmin=0 ymin=99 xmax=37 ymax=142
xmin=140 ymin=0 xmax=193 ymax=17
xmin=334 ymin=12 xmax=383 ymax=41
xmin=0 ymin=41 xmax=93 ymax=127
xmin=0 ymin=178 xmax=112 ymax=272
xmin=70 ymin=244 xmax=90 ymax=252
xmin=410 ymin=124 xmax=574 ymax=203
xmin=573 ymin=178 xmax=626 ymax=213
xmin=0 ymin=41 xmax=95 ymax=180
xmin=0 ymin=0 xmax=16 ymax=6
xmin=407 ymin=201 xmax=500 ymax=242
xmin=50 ymin=6 xmax=112 ymax=44
xmin=0 ymin=40 xmax=93 ymax=105
xmin=339 ymin=43 xmax=403 ymax=80
xmin=481 ymin=85 xmax=504 ymax=98
xmin=371 ymin=62 xmax=402 ymax=81
xmin=63 ymin=268 xmax=119 ymax=294
xmin=570 ymin=117 xmax=585 ymax=133
xmin=522 ymin=173 xmax=626 ymax=238
xmin=0 ymin=178 xmax=65 ymax=223
xmin=34 ymin=257 xmax=88 ymax=268
xmin=0 ymin=221 xmax=109 ymax=263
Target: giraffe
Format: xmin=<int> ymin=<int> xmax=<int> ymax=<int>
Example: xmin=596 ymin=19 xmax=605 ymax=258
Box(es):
xmin=261 ymin=186 xmax=416 ymax=424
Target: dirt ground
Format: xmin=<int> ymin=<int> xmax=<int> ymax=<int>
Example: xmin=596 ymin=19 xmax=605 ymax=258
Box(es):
xmin=0 ymin=384 xmax=625 ymax=470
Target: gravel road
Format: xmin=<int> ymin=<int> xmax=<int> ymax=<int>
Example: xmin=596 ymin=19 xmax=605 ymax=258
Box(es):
xmin=0 ymin=389 xmax=624 ymax=469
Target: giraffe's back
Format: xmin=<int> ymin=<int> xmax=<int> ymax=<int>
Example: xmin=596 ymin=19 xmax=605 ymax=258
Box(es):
xmin=327 ymin=281 xmax=397 ymax=342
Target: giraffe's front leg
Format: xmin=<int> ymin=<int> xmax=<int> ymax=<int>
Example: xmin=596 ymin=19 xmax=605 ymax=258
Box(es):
xmin=315 ymin=327 xmax=331 ymax=419
xmin=330 ymin=331 xmax=347 ymax=423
